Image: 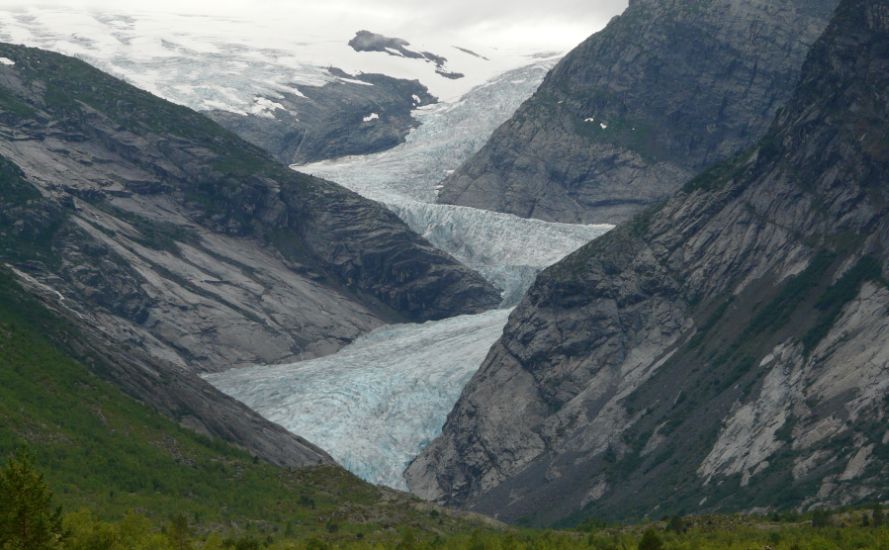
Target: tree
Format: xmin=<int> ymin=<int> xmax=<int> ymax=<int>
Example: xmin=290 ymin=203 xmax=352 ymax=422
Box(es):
xmin=0 ymin=452 xmax=64 ymax=549
xmin=811 ymin=509 xmax=832 ymax=528
xmin=164 ymin=514 xmax=192 ymax=550
xmin=666 ymin=515 xmax=687 ymax=533
xmin=638 ymin=529 xmax=663 ymax=550
xmin=873 ymin=503 xmax=884 ymax=528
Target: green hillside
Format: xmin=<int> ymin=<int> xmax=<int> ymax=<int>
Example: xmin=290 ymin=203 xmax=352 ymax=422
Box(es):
xmin=0 ymin=269 xmax=493 ymax=545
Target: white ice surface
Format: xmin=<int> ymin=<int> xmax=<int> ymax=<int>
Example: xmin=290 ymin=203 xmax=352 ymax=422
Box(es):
xmin=206 ymin=308 xmax=512 ymax=489
xmin=0 ymin=4 xmax=560 ymax=109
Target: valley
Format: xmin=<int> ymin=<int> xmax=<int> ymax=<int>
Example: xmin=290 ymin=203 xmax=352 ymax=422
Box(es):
xmin=0 ymin=0 xmax=887 ymax=544
xmin=209 ymin=60 xmax=613 ymax=489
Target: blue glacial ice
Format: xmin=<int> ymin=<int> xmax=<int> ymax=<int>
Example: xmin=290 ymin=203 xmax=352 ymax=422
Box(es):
xmin=206 ymin=308 xmax=512 ymax=489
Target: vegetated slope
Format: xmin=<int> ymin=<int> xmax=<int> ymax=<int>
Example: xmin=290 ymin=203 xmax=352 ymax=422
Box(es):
xmin=438 ymin=0 xmax=839 ymax=224
xmin=408 ymin=0 xmax=889 ymax=524
xmin=0 ymin=42 xmax=499 ymax=375
xmin=0 ymin=272 xmax=497 ymax=544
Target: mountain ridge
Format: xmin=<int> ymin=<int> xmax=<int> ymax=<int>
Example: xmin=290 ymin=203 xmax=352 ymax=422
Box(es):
xmin=0 ymin=42 xmax=500 ymax=374
xmin=437 ymin=0 xmax=840 ymax=224
xmin=408 ymin=0 xmax=889 ymax=524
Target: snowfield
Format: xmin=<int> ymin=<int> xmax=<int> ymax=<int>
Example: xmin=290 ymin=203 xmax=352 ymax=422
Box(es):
xmin=0 ymin=4 xmax=557 ymax=114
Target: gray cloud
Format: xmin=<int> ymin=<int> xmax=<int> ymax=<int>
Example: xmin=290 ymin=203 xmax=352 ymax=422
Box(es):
xmin=3 ymin=0 xmax=629 ymax=52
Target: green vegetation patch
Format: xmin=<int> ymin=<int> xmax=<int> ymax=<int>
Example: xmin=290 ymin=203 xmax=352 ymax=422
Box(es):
xmin=802 ymin=255 xmax=887 ymax=352
xmin=0 ymin=270 xmax=493 ymax=544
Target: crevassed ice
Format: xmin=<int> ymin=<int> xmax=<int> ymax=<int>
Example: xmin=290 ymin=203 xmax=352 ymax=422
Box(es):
xmin=206 ymin=309 xmax=512 ymax=489
xmin=300 ymin=60 xmax=557 ymax=204
xmin=299 ymin=59 xmax=611 ymax=305
xmin=209 ymin=59 xmax=613 ymax=490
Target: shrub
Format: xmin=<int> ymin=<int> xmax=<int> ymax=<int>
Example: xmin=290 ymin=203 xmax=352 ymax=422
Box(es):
xmin=638 ymin=528 xmax=664 ymax=550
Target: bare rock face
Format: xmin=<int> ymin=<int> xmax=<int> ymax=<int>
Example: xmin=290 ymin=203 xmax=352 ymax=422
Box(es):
xmin=0 ymin=43 xmax=500 ymax=375
xmin=209 ymin=69 xmax=437 ymax=165
xmin=438 ymin=0 xmax=839 ymax=224
xmin=408 ymin=0 xmax=889 ymax=524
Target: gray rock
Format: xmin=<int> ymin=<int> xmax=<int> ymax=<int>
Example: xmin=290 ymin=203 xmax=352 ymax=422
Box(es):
xmin=438 ymin=0 xmax=839 ymax=224
xmin=209 ymin=68 xmax=437 ymax=165
xmin=408 ymin=0 xmax=889 ymax=523
xmin=348 ymin=31 xmax=464 ymax=80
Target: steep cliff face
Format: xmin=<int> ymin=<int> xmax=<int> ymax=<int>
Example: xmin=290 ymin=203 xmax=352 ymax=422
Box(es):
xmin=438 ymin=0 xmax=839 ymax=224
xmin=408 ymin=0 xmax=889 ymax=523
xmin=0 ymin=43 xmax=500 ymax=374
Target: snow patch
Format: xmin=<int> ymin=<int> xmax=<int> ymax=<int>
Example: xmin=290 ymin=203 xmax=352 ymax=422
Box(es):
xmin=362 ymin=112 xmax=380 ymax=122
xmin=0 ymin=57 xmax=15 ymax=66
xmin=600 ymin=122 xmax=608 ymax=130
xmin=249 ymin=97 xmax=286 ymax=119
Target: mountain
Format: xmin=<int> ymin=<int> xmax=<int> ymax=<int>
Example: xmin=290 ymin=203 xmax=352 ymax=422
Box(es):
xmin=0 ymin=6 xmax=548 ymax=165
xmin=0 ymin=42 xmax=499 ymax=375
xmin=210 ymin=68 xmax=437 ymax=165
xmin=0 ymin=41 xmax=501 ymax=472
xmin=437 ymin=0 xmax=840 ymax=223
xmin=408 ymin=0 xmax=889 ymax=524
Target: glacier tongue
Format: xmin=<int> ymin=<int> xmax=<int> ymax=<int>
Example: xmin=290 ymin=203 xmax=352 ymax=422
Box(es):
xmin=205 ymin=309 xmax=512 ymax=489
xmin=208 ymin=59 xmax=613 ymax=489
xmin=298 ymin=59 xmax=611 ymax=304
xmin=300 ymin=60 xmax=558 ymax=204
xmin=388 ymin=201 xmax=611 ymax=305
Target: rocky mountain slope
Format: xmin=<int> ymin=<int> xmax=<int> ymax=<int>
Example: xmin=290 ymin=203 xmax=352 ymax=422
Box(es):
xmin=438 ymin=0 xmax=839 ymax=223
xmin=0 ymin=266 xmax=331 ymax=468
xmin=0 ymin=42 xmax=499 ymax=375
xmin=408 ymin=0 xmax=889 ymax=523
xmin=0 ymin=43 xmax=500 ymax=464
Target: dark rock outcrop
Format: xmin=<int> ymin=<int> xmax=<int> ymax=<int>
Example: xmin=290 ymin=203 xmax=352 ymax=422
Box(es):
xmin=409 ymin=0 xmax=889 ymax=523
xmin=210 ymin=69 xmax=437 ymax=165
xmin=438 ymin=0 xmax=839 ymax=223
xmin=349 ymin=31 xmax=464 ymax=80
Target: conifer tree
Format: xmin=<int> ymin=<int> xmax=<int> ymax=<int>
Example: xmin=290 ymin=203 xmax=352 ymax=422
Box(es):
xmin=0 ymin=452 xmax=64 ymax=550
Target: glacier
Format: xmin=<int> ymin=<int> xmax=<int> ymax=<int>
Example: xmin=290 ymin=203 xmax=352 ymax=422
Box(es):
xmin=208 ymin=58 xmax=613 ymax=489
xmin=299 ymin=60 xmax=610 ymax=305
xmin=300 ymin=60 xmax=558 ymax=204
xmin=206 ymin=309 xmax=513 ymax=489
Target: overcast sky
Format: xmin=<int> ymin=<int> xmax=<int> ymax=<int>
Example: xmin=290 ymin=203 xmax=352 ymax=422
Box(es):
xmin=8 ymin=0 xmax=629 ymax=52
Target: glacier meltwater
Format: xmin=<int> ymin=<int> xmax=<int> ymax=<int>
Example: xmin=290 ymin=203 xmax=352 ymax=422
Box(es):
xmin=206 ymin=61 xmax=613 ymax=489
